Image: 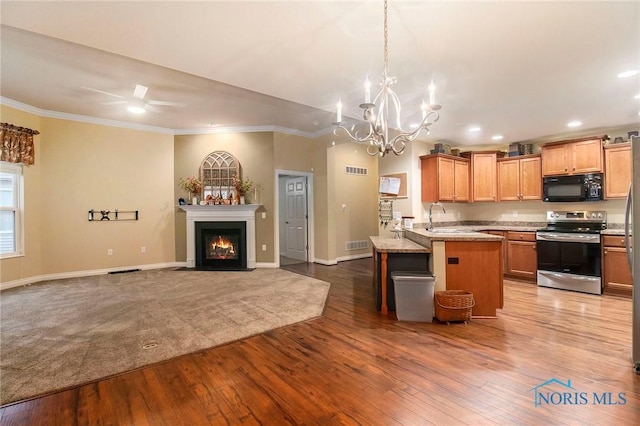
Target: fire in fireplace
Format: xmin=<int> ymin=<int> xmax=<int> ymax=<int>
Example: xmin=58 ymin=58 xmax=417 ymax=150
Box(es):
xmin=195 ymin=221 xmax=247 ymax=270
xmin=207 ymin=235 xmax=238 ymax=260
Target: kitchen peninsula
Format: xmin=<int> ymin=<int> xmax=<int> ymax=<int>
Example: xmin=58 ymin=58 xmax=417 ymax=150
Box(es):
xmin=371 ymin=229 xmax=504 ymax=317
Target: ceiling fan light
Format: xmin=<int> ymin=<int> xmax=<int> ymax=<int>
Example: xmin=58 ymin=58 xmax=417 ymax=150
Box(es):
xmin=127 ymin=105 xmax=146 ymax=114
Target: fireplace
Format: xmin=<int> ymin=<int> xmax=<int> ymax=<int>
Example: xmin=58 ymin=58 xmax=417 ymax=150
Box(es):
xmin=180 ymin=204 xmax=259 ymax=269
xmin=195 ymin=221 xmax=246 ymax=270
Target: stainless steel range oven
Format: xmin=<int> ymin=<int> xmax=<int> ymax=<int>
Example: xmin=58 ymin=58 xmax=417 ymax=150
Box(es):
xmin=536 ymin=210 xmax=606 ymax=295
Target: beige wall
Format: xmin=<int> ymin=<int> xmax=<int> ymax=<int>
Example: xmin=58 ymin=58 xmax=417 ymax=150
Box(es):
xmin=1 ymin=105 xmax=176 ymax=283
xmin=0 ymin=104 xmax=390 ymax=282
xmin=0 ymin=106 xmax=43 ymax=282
xmin=273 ymin=132 xmax=332 ymax=261
xmin=327 ymin=142 xmax=379 ymax=261
xmin=174 ymin=132 xmax=276 ymax=263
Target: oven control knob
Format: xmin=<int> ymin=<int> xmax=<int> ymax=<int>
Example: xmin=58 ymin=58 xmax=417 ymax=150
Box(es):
xmin=598 ymin=213 xmax=603 ymax=218
xmin=554 ymin=213 xmax=560 ymax=218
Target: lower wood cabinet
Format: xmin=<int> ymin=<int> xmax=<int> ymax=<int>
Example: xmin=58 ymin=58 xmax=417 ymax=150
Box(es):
xmin=602 ymin=235 xmax=632 ymax=297
xmin=505 ymin=231 xmax=537 ymax=280
xmin=444 ymin=240 xmax=503 ymax=316
xmin=483 ymin=230 xmax=507 ymax=273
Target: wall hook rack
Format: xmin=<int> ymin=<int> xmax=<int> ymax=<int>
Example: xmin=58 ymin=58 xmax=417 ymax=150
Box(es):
xmin=88 ymin=209 xmax=139 ymax=221
xmin=378 ymin=200 xmax=394 ymax=227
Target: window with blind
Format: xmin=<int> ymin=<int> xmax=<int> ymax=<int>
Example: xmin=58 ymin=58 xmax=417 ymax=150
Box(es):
xmin=0 ymin=162 xmax=23 ymax=257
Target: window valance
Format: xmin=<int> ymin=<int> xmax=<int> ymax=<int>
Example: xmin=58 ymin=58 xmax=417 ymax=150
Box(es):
xmin=1 ymin=122 xmax=39 ymax=165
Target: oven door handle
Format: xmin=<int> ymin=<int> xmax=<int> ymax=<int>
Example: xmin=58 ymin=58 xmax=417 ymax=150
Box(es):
xmin=538 ymin=270 xmax=601 ymax=282
xmin=536 ymin=232 xmax=600 ymax=243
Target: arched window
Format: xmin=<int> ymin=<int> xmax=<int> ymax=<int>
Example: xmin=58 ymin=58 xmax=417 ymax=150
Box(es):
xmin=200 ymin=151 xmax=240 ymax=200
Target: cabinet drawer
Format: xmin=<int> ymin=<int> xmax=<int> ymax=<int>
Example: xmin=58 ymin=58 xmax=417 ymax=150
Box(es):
xmin=507 ymin=231 xmax=536 ymax=242
xmin=603 ymin=235 xmax=631 ymax=248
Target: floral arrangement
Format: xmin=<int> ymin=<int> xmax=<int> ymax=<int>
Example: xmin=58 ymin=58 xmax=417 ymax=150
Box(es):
xmin=179 ymin=175 xmax=203 ymax=195
xmin=232 ymin=176 xmax=254 ymax=195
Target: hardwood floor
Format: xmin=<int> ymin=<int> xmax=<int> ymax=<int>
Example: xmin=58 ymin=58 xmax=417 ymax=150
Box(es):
xmin=1 ymin=258 xmax=639 ymax=425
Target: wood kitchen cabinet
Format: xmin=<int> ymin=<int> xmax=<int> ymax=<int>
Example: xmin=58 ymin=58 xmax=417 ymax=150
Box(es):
xmin=461 ymin=151 xmax=503 ymax=202
xmin=497 ymin=154 xmax=542 ymax=201
xmin=483 ymin=230 xmax=507 ymax=273
xmin=541 ymin=137 xmax=603 ymax=176
xmin=444 ymin=240 xmax=503 ymax=316
xmin=420 ymin=154 xmax=470 ymax=203
xmin=505 ymin=231 xmax=537 ymax=280
xmin=604 ymin=143 xmax=631 ymax=199
xmin=602 ymin=235 xmax=632 ymax=297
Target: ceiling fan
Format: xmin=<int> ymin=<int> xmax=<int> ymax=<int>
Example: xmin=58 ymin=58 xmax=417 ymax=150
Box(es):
xmin=82 ymin=84 xmax=183 ymax=113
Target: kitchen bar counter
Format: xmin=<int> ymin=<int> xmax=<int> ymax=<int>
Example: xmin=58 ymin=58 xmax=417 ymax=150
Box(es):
xmin=404 ymin=228 xmax=504 ymax=317
xmin=370 ymin=236 xmax=431 ymax=253
xmin=370 ymin=236 xmax=431 ymax=315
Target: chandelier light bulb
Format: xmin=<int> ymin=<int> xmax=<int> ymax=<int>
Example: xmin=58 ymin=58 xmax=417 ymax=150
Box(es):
xmin=336 ymin=99 xmax=343 ymax=123
xmin=364 ymin=77 xmax=372 ymax=104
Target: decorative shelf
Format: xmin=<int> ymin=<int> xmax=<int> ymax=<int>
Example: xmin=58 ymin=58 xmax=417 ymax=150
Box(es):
xmin=88 ymin=209 xmax=139 ymax=221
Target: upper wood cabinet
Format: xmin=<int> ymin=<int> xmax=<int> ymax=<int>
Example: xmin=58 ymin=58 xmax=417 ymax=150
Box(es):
xmin=541 ymin=137 xmax=603 ymax=176
xmin=497 ymin=154 xmax=542 ymax=201
xmin=461 ymin=151 xmax=502 ymax=202
xmin=604 ymin=143 xmax=631 ymax=199
xmin=420 ymin=154 xmax=470 ymax=203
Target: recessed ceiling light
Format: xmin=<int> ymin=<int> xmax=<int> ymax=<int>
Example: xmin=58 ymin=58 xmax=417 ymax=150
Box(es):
xmin=567 ymin=120 xmax=582 ymax=128
xmin=468 ymin=126 xmax=481 ymax=132
xmin=127 ymin=106 xmax=146 ymax=114
xmin=491 ymin=135 xmax=504 ymax=141
xmin=617 ymin=69 xmax=639 ymax=79
xmin=635 ymin=94 xmax=640 ymax=99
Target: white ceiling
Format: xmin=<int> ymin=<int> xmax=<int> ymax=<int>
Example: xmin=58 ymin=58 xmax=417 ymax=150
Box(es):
xmin=1 ymin=1 xmax=639 ymax=146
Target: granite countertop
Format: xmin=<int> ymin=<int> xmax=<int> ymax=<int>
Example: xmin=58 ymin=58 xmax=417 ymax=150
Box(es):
xmin=369 ymin=236 xmax=431 ymax=253
xmin=406 ymin=228 xmax=504 ymax=242
xmin=601 ymin=229 xmax=627 ymax=236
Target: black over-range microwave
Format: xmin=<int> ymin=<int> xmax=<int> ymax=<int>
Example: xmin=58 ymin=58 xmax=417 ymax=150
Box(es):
xmin=542 ymin=173 xmax=603 ymax=202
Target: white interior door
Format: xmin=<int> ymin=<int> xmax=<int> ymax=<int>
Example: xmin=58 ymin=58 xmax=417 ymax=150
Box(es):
xmin=285 ymin=176 xmax=308 ymax=261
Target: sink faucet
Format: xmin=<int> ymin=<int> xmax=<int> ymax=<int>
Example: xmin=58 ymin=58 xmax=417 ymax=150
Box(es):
xmin=428 ymin=202 xmax=446 ymax=231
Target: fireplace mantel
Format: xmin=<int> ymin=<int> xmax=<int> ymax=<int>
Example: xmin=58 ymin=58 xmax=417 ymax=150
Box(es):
xmin=179 ymin=204 xmax=260 ymax=268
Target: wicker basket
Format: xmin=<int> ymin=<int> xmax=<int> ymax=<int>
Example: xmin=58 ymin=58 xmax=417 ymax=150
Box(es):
xmin=435 ymin=290 xmax=475 ymax=323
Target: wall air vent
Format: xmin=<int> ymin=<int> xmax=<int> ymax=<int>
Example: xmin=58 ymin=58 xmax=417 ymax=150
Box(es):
xmin=345 ymin=165 xmax=368 ymax=176
xmin=346 ymin=240 xmax=369 ymax=251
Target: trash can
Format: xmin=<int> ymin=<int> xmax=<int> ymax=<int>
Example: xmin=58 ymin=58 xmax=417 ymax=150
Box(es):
xmin=391 ymin=271 xmax=436 ymax=322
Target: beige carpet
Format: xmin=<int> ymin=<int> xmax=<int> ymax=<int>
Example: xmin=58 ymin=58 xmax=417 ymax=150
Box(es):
xmin=0 ymin=268 xmax=330 ymax=405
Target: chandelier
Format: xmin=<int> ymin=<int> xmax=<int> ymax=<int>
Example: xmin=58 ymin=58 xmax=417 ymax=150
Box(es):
xmin=334 ymin=0 xmax=441 ymax=157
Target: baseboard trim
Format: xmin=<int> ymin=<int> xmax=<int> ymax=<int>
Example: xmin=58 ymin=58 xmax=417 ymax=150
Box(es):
xmin=256 ymin=262 xmax=279 ymax=268
xmin=336 ymin=253 xmax=372 ymax=262
xmin=1 ymin=255 xmax=373 ymax=291
xmin=0 ymin=262 xmax=185 ymax=291
xmin=313 ymin=258 xmax=338 ymax=266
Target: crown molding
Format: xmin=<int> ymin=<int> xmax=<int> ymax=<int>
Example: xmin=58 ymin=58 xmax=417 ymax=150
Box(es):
xmin=1 ymin=97 xmax=334 ymax=139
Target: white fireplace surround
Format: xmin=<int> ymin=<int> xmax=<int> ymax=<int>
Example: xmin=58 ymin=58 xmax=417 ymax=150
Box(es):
xmin=180 ymin=204 xmax=260 ymax=269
